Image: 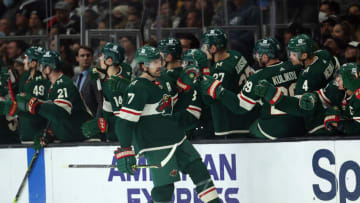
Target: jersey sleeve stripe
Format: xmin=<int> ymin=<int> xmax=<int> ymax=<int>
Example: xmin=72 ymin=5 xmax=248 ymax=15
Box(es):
xmin=186 ymin=105 xmax=202 ymax=119
xmin=54 ymin=99 xmax=72 ymax=114
xmin=117 ymin=107 xmax=141 ymax=122
xmin=353 ymin=117 xmax=360 ymax=123
xmin=172 ymin=93 xmax=178 ymax=104
xmin=238 ymin=92 xmax=256 ymax=111
xmin=270 ymin=88 xmax=282 ymax=105
xmin=208 ymin=80 xmax=222 ymax=99
xmin=317 ymin=89 xmax=332 ymax=107
xmin=120 ymin=107 xmax=142 ymax=115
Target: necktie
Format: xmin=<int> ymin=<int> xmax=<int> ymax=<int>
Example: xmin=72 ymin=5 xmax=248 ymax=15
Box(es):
xmin=77 ymin=73 xmax=83 ymax=90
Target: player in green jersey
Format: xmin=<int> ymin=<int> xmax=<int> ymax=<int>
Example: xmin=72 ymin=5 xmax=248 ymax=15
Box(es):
xmin=157 ymin=38 xmax=203 ymax=130
xmin=201 ymin=37 xmax=306 ymax=139
xmin=17 ymin=46 xmax=51 ymax=143
xmin=287 ymin=34 xmax=339 ymax=95
xmin=200 ymin=28 xmax=256 ymax=137
xmin=114 ymin=46 xmax=220 ymax=203
xmin=12 ymin=51 xmax=91 ymax=143
xmin=254 ymin=78 xmax=345 ymax=136
xmin=323 ymin=63 xmax=360 ymax=135
xmin=81 ymin=42 xmax=132 ymax=141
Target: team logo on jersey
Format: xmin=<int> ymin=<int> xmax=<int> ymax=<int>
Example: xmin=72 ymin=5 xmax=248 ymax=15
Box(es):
xmin=156 ymin=94 xmax=173 ymax=116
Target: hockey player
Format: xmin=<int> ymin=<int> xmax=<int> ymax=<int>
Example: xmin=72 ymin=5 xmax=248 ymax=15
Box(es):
xmin=81 ymin=42 xmax=132 ymax=141
xmin=17 ymin=47 xmax=51 ymax=143
xmin=114 ymin=46 xmax=221 ymax=203
xmin=287 ymin=34 xmax=339 ymax=95
xmin=322 ymin=63 xmax=360 ymax=135
xmin=13 ymin=50 xmax=91 ymax=142
xmin=201 ymin=37 xmax=306 ymax=139
xmin=200 ymin=28 xmax=256 ymax=137
xmin=253 ymin=78 xmax=345 ymax=136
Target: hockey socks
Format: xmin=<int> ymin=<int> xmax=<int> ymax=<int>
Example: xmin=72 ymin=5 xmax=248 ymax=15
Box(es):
xmin=185 ymin=160 xmax=221 ymax=203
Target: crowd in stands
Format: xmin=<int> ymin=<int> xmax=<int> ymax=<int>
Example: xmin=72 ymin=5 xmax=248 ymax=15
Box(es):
xmin=0 ymin=0 xmax=360 ymax=145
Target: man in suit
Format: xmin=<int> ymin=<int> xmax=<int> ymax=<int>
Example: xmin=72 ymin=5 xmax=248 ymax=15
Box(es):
xmin=73 ymin=46 xmax=102 ymax=117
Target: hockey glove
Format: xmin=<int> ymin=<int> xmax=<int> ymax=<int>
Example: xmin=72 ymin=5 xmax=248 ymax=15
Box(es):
xmin=254 ymin=80 xmax=283 ymax=105
xmin=193 ymin=50 xmax=210 ymax=76
xmin=0 ymin=99 xmax=17 ymax=116
xmin=89 ymin=66 xmax=106 ymax=81
xmin=200 ymin=75 xmax=224 ymax=99
xmin=107 ymin=75 xmax=130 ymax=94
xmin=16 ymin=93 xmax=43 ymax=114
xmin=114 ymin=147 xmax=137 ymax=175
xmin=299 ymin=92 xmax=318 ymax=111
xmin=177 ymin=67 xmax=200 ymax=92
xmin=324 ymin=106 xmax=341 ymax=131
xmin=81 ymin=117 xmax=107 ymax=138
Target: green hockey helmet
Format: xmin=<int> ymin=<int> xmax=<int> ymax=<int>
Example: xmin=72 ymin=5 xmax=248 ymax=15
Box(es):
xmin=254 ymin=37 xmax=281 ymax=59
xmin=101 ymin=42 xmax=125 ymax=66
xmin=201 ymin=28 xmax=227 ymax=49
xmin=25 ymin=46 xmax=46 ymax=62
xmin=182 ymin=49 xmax=208 ymax=68
xmin=135 ymin=46 xmax=161 ymax=66
xmin=287 ymin=34 xmax=314 ymax=57
xmin=40 ymin=51 xmax=62 ymax=70
xmin=157 ymin=38 xmax=182 ymax=60
xmin=339 ymin=63 xmax=360 ymax=92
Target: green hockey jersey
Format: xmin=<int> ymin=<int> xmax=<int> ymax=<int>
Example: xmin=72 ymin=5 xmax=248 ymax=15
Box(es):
xmin=295 ymin=50 xmax=339 ymax=95
xmin=115 ymin=77 xmax=186 ymax=152
xmin=38 ymin=74 xmax=91 ymax=141
xmin=18 ymin=70 xmax=51 ymax=141
xmin=219 ymin=61 xmax=306 ymax=138
xmin=340 ymin=94 xmax=360 ymax=135
xmin=208 ymin=50 xmax=256 ymax=136
xmin=273 ymin=80 xmax=345 ymax=136
xmin=101 ymin=63 xmax=133 ymax=141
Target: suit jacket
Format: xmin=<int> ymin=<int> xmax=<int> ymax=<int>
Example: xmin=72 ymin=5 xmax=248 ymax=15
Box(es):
xmin=73 ymin=69 xmax=102 ymax=117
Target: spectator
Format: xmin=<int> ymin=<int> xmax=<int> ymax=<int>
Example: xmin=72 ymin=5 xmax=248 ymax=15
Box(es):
xmin=83 ymin=8 xmax=99 ymax=29
xmin=48 ymin=1 xmax=80 ymax=36
xmin=73 ymin=46 xmax=102 ymax=117
xmin=26 ymin=10 xmax=47 ymax=47
xmin=15 ymin=8 xmax=29 ymax=35
xmin=344 ymin=41 xmax=360 ymax=63
xmin=152 ymin=1 xmax=180 ymax=28
xmin=112 ymin=5 xmax=128 ymax=29
xmin=120 ymin=36 xmax=137 ymax=74
xmin=175 ymin=0 xmax=194 ymax=24
xmin=347 ymin=3 xmax=360 ymax=16
xmin=4 ymin=40 xmax=26 ymax=67
xmin=185 ymin=9 xmax=202 ymax=27
xmin=318 ymin=15 xmax=338 ymax=45
xmin=331 ymin=21 xmax=353 ymax=44
xmin=0 ymin=18 xmax=10 ymax=35
xmin=125 ymin=10 xmax=141 ymax=29
xmin=318 ymin=0 xmax=340 ymax=23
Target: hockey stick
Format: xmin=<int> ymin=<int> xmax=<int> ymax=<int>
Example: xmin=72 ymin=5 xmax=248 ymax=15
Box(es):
xmin=68 ymin=164 xmax=161 ymax=169
xmin=12 ymin=149 xmax=40 ymax=203
xmin=68 ymin=140 xmax=180 ymax=169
